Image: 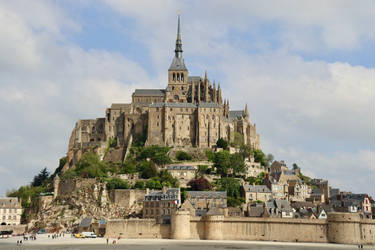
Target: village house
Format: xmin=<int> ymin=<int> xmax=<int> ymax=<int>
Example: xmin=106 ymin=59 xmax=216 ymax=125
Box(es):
xmin=287 ymin=179 xmax=311 ymax=202
xmin=185 ymin=191 xmax=227 ymax=216
xmin=166 ymin=165 xmax=196 ymax=188
xmin=143 ymin=187 xmax=181 ymax=223
xmin=0 ymin=197 xmax=22 ymax=225
xmin=241 ymin=184 xmax=272 ymax=203
xmin=265 ymin=199 xmax=293 ymax=218
xmin=244 ymin=156 xmax=267 ymax=178
xmin=262 ymin=174 xmax=288 ymax=200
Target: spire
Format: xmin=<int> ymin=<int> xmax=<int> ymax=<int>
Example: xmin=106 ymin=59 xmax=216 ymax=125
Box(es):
xmin=204 ymin=70 xmax=207 ymax=81
xmin=245 ymin=103 xmax=249 ymax=118
xmin=175 ymin=12 xmax=183 ymax=58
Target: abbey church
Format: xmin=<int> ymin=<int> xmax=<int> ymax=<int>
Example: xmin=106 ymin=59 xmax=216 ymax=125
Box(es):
xmin=65 ymin=15 xmax=260 ymax=167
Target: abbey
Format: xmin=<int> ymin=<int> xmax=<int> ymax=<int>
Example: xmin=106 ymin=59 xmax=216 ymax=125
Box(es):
xmin=65 ymin=15 xmax=260 ymax=167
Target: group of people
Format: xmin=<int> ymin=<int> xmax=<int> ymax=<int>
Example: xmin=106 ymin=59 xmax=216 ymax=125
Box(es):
xmin=106 ymin=236 xmax=121 ymax=245
xmin=17 ymin=234 xmax=37 ymax=245
xmin=48 ymin=233 xmax=64 ymax=239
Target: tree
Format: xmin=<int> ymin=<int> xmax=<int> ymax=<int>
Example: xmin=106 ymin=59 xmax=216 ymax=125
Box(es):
xmin=175 ymin=151 xmax=192 ymax=161
xmin=266 ymin=154 xmax=274 ymax=166
xmin=217 ymin=177 xmax=243 ymax=207
xmin=205 ymin=150 xmax=215 ymax=162
xmin=214 ymin=150 xmax=231 ymax=176
xmin=31 ymin=168 xmax=50 ymax=187
xmin=252 ymin=149 xmax=267 ymax=167
xmin=230 ymin=153 xmax=246 ymax=176
xmin=133 ymin=180 xmax=145 ymax=189
xmin=106 ymin=178 xmax=130 ymax=189
xmin=231 ymin=132 xmax=244 ymax=148
xmin=137 ymin=145 xmax=171 ymax=165
xmin=292 ymin=163 xmax=299 ymax=170
xmin=197 ymin=165 xmax=210 ymax=177
xmin=216 ymin=138 xmax=228 ymax=150
xmin=159 ymin=170 xmax=179 ymax=188
xmin=239 ymin=144 xmax=252 ymax=159
xmin=137 ymin=161 xmax=158 ymax=179
xmin=75 ymin=152 xmax=108 ymax=178
xmin=187 ymin=177 xmax=212 ymax=191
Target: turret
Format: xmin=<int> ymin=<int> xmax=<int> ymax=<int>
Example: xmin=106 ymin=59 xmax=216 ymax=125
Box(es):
xmin=218 ymin=83 xmax=222 ymax=104
xmin=204 ymin=71 xmax=209 ymax=102
xmin=213 ymin=81 xmax=216 ymax=103
xmin=244 ymin=103 xmax=249 ymax=119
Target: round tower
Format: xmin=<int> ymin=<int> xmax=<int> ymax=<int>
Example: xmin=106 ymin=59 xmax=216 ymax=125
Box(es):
xmin=203 ymin=213 xmax=224 ymax=240
xmin=171 ymin=210 xmax=191 ymax=239
xmin=327 ymin=212 xmax=361 ymax=244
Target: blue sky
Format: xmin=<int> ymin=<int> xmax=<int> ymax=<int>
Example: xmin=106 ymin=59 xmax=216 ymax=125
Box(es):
xmin=0 ymin=0 xmax=374 ymax=196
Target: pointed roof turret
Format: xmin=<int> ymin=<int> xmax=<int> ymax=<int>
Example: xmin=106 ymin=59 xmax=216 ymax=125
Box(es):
xmin=245 ymin=103 xmax=249 ymax=118
xmin=169 ymin=13 xmax=187 ymax=71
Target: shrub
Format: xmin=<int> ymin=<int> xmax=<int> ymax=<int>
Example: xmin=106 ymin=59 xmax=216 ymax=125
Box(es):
xmin=75 ymin=152 xmax=108 ymax=178
xmin=133 ymin=181 xmax=145 ymax=189
xmin=106 ymin=178 xmax=130 ymax=190
xmin=175 ymin=151 xmax=192 ymax=161
xmin=205 ymin=150 xmax=215 ymax=162
xmin=216 ymin=138 xmax=228 ymax=150
xmin=137 ymin=145 xmax=171 ymax=165
xmin=137 ymin=161 xmax=158 ymax=179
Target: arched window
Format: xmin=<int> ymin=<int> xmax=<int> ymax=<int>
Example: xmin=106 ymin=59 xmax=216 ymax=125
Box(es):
xmin=173 ymin=73 xmax=176 ymax=81
xmin=177 ymin=73 xmax=180 ymax=81
xmin=181 ymin=73 xmax=184 ymax=81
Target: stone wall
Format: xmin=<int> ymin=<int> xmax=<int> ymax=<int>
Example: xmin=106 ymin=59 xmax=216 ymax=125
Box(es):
xmin=0 ymin=225 xmax=26 ymax=234
xmin=108 ymin=189 xmax=146 ymax=212
xmin=105 ymin=212 xmax=375 ymax=244
xmin=105 ymin=219 xmax=170 ymax=238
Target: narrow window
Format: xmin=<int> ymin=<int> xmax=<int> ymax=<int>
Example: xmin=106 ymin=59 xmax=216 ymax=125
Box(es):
xmin=177 ymin=73 xmax=180 ymax=81
xmin=173 ymin=73 xmax=176 ymax=81
xmin=181 ymin=73 xmax=184 ymax=81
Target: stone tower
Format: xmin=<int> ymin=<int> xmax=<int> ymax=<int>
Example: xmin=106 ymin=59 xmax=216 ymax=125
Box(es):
xmin=167 ymin=14 xmax=189 ymax=103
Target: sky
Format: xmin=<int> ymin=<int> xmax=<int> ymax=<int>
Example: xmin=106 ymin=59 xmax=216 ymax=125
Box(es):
xmin=0 ymin=0 xmax=374 ymax=196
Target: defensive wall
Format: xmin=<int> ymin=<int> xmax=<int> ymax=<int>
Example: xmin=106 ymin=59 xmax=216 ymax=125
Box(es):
xmin=0 ymin=225 xmax=26 ymax=235
xmin=106 ymin=212 xmax=375 ymax=245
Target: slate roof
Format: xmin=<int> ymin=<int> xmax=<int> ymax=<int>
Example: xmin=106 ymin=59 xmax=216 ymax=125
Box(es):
xmin=187 ymin=191 xmax=227 ymax=199
xmin=229 ymin=110 xmax=244 ymax=119
xmin=80 ymin=217 xmax=92 ymax=228
xmin=248 ymin=206 xmax=264 ymax=217
xmin=169 ymin=57 xmax=187 ymax=71
xmin=198 ymin=102 xmax=222 ymax=108
xmin=187 ymin=76 xmax=201 ymax=82
xmin=145 ymin=188 xmax=180 ymax=201
xmin=167 ymin=165 xmax=196 ymax=170
xmin=243 ymin=185 xmax=271 ymax=193
xmin=133 ymin=89 xmax=166 ymax=97
xmin=205 ymin=207 xmax=224 ymax=216
xmin=110 ymin=103 xmax=130 ymax=109
xmin=150 ymin=102 xmax=196 ymax=108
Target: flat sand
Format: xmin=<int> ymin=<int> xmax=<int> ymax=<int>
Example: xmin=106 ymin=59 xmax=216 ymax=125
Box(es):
xmin=0 ymin=234 xmax=373 ymax=250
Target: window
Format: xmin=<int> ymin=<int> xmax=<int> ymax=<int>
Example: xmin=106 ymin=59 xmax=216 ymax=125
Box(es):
xmin=173 ymin=73 xmax=176 ymax=81
xmin=181 ymin=73 xmax=184 ymax=81
xmin=181 ymin=86 xmax=184 ymax=90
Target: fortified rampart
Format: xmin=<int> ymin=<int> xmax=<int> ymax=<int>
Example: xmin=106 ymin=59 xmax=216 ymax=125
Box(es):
xmin=106 ymin=212 xmax=375 ymax=245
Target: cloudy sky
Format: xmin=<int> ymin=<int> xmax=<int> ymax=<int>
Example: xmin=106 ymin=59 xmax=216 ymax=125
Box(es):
xmin=0 ymin=0 xmax=374 ymax=196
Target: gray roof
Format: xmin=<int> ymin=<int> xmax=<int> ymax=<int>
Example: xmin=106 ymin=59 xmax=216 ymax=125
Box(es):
xmin=167 ymin=165 xmax=196 ymax=170
xmin=248 ymin=206 xmax=264 ymax=217
xmin=275 ymin=199 xmax=292 ymax=212
xmin=169 ymin=57 xmax=187 ymax=71
xmin=145 ymin=188 xmax=180 ymax=201
xmin=110 ymin=103 xmax=131 ymax=110
xmin=80 ymin=217 xmax=92 ymax=228
xmin=150 ymin=102 xmax=197 ymax=108
xmin=229 ymin=110 xmax=244 ymax=119
xmin=187 ymin=191 xmax=226 ymax=199
xmin=188 ymin=76 xmax=201 ymax=82
xmin=198 ymin=102 xmax=222 ymax=108
xmin=133 ymin=89 xmax=165 ymax=97
xmin=206 ymin=207 xmax=224 ymax=216
xmin=243 ymin=185 xmax=271 ymax=193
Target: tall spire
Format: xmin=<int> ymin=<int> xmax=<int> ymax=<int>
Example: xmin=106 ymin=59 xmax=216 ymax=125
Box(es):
xmin=175 ymin=12 xmax=183 ymax=58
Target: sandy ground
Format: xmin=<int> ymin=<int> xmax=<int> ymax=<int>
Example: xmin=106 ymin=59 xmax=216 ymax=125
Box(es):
xmin=0 ymin=234 xmax=374 ymax=250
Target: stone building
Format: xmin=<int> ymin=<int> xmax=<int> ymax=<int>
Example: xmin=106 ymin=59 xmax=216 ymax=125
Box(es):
xmin=241 ymin=184 xmax=272 ymax=203
xmin=185 ymin=191 xmax=227 ymax=216
xmin=63 ymin=15 xmax=260 ymax=169
xmin=244 ymin=156 xmax=267 ymax=178
xmin=166 ymin=165 xmax=196 ymax=188
xmin=143 ymin=187 xmax=181 ymax=223
xmin=0 ymin=197 xmax=22 ymax=225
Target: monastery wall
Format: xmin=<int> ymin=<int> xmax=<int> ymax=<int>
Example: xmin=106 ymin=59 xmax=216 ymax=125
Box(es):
xmin=105 ymin=212 xmax=375 ymax=244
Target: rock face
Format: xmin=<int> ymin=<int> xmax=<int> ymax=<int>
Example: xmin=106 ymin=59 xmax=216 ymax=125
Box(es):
xmin=29 ymin=178 xmax=146 ymax=232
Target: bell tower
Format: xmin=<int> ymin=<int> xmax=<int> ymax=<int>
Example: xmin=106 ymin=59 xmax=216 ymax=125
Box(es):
xmin=167 ymin=13 xmax=189 ymax=102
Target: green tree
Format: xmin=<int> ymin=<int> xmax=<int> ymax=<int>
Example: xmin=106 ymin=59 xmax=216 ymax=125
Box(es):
xmin=205 ymin=150 xmax=215 ymax=162
xmin=293 ymin=163 xmax=299 ymax=170
xmin=75 ymin=152 xmax=108 ymax=178
xmin=106 ymin=178 xmax=130 ymax=189
xmin=266 ymin=154 xmax=274 ymax=166
xmin=137 ymin=145 xmax=171 ymax=165
xmin=175 ymin=151 xmax=192 ymax=161
xmin=31 ymin=168 xmax=50 ymax=187
xmin=252 ymin=149 xmax=267 ymax=167
xmin=159 ymin=170 xmax=179 ymax=188
xmin=239 ymin=144 xmax=252 ymax=159
xmin=217 ymin=177 xmax=243 ymax=207
xmin=146 ymin=178 xmax=162 ymax=189
xmin=137 ymin=161 xmax=158 ymax=179
xmin=214 ymin=150 xmax=231 ymax=176
xmin=50 ymin=156 xmax=67 ymax=180
xmin=231 ymin=132 xmax=244 ymax=148
xmin=216 ymin=138 xmax=228 ymax=150
xmin=133 ymin=180 xmax=145 ymax=189
xmin=230 ymin=153 xmax=246 ymax=176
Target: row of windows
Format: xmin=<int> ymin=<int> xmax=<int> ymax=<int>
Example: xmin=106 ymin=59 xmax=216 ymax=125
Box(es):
xmin=0 ymin=208 xmax=19 ymax=213
xmin=172 ymin=72 xmax=184 ymax=82
xmin=2 ymin=215 xmax=17 ymax=220
xmin=144 ymin=201 xmax=172 ymax=208
xmin=145 ymin=208 xmax=171 ymax=215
